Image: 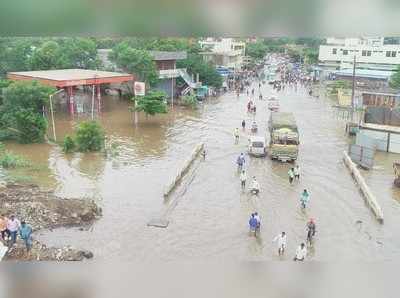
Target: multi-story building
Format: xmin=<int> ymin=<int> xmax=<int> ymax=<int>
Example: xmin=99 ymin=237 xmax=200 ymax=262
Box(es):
xmin=198 ymin=38 xmax=246 ymax=71
xmin=319 ymin=37 xmax=400 ymax=72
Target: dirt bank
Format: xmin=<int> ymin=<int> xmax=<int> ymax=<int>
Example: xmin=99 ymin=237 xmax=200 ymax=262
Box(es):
xmin=0 ymin=182 xmax=102 ymax=261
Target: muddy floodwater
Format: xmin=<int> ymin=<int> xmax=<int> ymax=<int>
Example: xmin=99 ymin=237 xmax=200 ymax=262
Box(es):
xmin=4 ymin=81 xmax=400 ymax=261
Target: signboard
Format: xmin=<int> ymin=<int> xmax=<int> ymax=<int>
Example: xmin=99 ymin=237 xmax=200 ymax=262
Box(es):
xmin=134 ymin=82 xmax=145 ymax=96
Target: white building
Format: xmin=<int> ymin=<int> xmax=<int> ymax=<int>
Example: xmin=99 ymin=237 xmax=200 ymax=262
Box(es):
xmin=198 ymin=38 xmax=246 ymax=71
xmin=319 ymin=37 xmax=400 ymax=72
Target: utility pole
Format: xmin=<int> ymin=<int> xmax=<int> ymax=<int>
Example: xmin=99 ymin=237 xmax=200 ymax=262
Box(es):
xmin=351 ymin=55 xmax=356 ymax=122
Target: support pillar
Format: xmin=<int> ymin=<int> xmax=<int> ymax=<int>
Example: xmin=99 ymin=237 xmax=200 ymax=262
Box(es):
xmin=96 ymin=84 xmax=101 ymax=113
xmin=68 ymin=86 xmax=74 ymax=116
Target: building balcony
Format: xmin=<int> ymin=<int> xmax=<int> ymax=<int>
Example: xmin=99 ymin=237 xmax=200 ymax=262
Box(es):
xmin=158 ymin=68 xmax=186 ymax=79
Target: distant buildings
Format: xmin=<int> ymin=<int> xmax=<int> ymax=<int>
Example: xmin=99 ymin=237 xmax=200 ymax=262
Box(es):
xmin=198 ymin=38 xmax=246 ymax=71
xmin=319 ymin=37 xmax=400 ymax=72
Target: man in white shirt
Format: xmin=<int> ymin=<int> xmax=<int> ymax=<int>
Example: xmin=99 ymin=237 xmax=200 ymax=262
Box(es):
xmin=240 ymin=170 xmax=247 ymax=189
xmin=7 ymin=215 xmax=21 ymax=246
xmin=294 ymin=243 xmax=307 ymax=261
xmin=251 ymin=177 xmax=260 ymax=195
xmin=273 ymin=232 xmax=287 ymax=256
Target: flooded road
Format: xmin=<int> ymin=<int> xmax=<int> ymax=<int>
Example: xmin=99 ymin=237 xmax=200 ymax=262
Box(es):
xmin=5 ymin=80 xmax=400 ymax=261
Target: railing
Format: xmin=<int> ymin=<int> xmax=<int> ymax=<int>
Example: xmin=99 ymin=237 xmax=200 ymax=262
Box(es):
xmin=158 ymin=68 xmax=202 ymax=89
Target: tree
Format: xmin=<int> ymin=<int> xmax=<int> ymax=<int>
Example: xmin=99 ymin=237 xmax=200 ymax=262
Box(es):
xmin=14 ymin=109 xmax=48 ymax=143
xmin=59 ymin=38 xmax=100 ymax=69
xmin=177 ymin=54 xmax=222 ymax=88
xmin=390 ymin=66 xmax=400 ymax=90
xmin=303 ymin=48 xmax=319 ymax=65
xmin=111 ymin=43 xmax=159 ymax=87
xmin=246 ymin=41 xmax=268 ymax=60
xmin=134 ymin=90 xmax=168 ymax=117
xmin=75 ymin=121 xmax=105 ymax=152
xmin=0 ymin=38 xmax=37 ymax=75
xmin=0 ymin=81 xmax=55 ymax=143
xmin=30 ymin=40 xmax=64 ymax=70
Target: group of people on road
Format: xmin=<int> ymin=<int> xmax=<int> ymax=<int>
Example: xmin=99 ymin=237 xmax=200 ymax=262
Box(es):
xmin=232 ymin=64 xmax=317 ymax=261
xmin=272 ymin=217 xmax=316 ymax=261
xmin=0 ymin=214 xmax=33 ymax=253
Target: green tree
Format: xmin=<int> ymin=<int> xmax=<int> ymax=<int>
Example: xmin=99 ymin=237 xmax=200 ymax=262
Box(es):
xmin=111 ymin=43 xmax=158 ymax=87
xmin=134 ymin=90 xmax=168 ymax=117
xmin=0 ymin=38 xmax=36 ymax=75
xmin=390 ymin=66 xmax=400 ymax=90
xmin=30 ymin=40 xmax=64 ymax=70
xmin=303 ymin=48 xmax=319 ymax=65
xmin=0 ymin=81 xmax=54 ymax=143
xmin=177 ymin=54 xmax=222 ymax=88
xmin=59 ymin=38 xmax=100 ymax=69
xmin=14 ymin=109 xmax=48 ymax=143
xmin=75 ymin=121 xmax=105 ymax=152
xmin=246 ymin=41 xmax=268 ymax=60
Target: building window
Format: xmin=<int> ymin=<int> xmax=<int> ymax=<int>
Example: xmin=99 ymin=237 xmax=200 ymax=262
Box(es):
xmin=332 ymin=48 xmax=337 ymax=55
xmin=392 ymin=51 xmax=397 ymax=57
xmin=362 ymin=50 xmax=367 ymax=56
xmin=343 ymin=50 xmax=348 ymax=55
xmin=367 ymin=51 xmax=371 ymax=56
xmin=386 ymin=51 xmax=391 ymax=57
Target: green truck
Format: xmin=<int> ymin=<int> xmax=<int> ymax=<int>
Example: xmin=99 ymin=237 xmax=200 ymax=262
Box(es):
xmin=268 ymin=112 xmax=299 ymax=162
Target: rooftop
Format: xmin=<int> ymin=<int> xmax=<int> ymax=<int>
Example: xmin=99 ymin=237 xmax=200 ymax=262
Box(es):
xmin=8 ymin=69 xmax=134 ymax=87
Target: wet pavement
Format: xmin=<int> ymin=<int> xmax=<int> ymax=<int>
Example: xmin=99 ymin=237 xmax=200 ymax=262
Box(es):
xmin=4 ymin=79 xmax=400 ymax=261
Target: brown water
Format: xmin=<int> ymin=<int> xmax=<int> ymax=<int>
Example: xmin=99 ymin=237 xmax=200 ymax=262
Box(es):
xmin=3 ymin=82 xmax=400 ymax=261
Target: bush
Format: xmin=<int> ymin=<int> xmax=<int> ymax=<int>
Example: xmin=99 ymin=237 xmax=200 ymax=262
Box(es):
xmin=181 ymin=94 xmax=198 ymax=108
xmin=14 ymin=109 xmax=48 ymax=143
xmin=75 ymin=121 xmax=105 ymax=152
xmin=0 ymin=151 xmax=30 ymax=169
xmin=62 ymin=135 xmax=76 ymax=153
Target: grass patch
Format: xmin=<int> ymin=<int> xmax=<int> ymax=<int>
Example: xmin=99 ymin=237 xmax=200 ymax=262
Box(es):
xmin=5 ymin=174 xmax=34 ymax=184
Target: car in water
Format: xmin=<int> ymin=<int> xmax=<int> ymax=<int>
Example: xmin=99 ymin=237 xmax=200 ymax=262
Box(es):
xmin=248 ymin=136 xmax=267 ymax=157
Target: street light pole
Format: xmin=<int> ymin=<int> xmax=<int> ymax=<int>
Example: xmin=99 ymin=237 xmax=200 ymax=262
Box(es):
xmin=49 ymin=89 xmax=64 ymax=142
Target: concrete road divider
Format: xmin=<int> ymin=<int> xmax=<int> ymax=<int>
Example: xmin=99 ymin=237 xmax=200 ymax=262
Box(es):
xmin=163 ymin=143 xmax=204 ymax=198
xmin=343 ymin=151 xmax=384 ymax=223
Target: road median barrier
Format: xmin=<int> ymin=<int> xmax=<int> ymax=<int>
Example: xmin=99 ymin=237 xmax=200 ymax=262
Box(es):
xmin=343 ymin=151 xmax=384 ymax=223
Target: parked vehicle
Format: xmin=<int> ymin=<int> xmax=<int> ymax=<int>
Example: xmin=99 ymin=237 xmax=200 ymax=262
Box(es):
xmin=248 ymin=136 xmax=267 ymax=157
xmin=268 ymin=112 xmax=299 ymax=162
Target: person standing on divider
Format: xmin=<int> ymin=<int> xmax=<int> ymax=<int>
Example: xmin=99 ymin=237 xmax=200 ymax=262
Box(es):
xmin=241 ymin=120 xmax=246 ymax=130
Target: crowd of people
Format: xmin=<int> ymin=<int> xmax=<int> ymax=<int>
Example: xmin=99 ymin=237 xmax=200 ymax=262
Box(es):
xmin=0 ymin=214 xmax=33 ymax=254
xmin=231 ymin=58 xmax=317 ymax=261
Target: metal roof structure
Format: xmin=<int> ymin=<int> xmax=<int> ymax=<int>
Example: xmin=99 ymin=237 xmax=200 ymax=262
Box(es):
xmin=7 ymin=69 xmax=134 ymax=87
